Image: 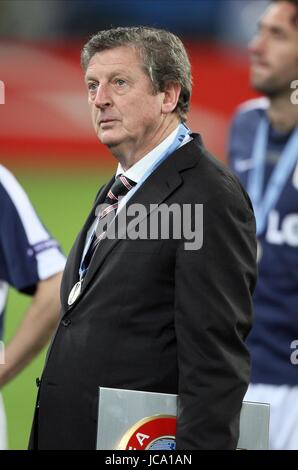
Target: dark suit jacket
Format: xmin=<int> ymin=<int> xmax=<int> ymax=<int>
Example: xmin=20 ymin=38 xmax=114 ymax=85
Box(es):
xmin=29 ymin=135 xmax=257 ymax=450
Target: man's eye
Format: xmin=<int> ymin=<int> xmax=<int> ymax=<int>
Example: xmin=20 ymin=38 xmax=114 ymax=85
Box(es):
xmin=88 ymin=82 xmax=98 ymax=92
xmin=273 ymin=31 xmax=286 ymax=39
xmin=115 ymin=79 xmax=126 ymax=86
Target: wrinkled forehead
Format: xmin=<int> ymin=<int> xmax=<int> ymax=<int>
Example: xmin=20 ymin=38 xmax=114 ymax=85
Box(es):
xmin=86 ymin=45 xmax=143 ymax=72
xmin=260 ymin=2 xmax=298 ymax=31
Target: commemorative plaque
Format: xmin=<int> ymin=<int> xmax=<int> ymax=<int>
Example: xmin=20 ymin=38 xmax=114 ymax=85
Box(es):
xmin=96 ymin=387 xmax=269 ymax=450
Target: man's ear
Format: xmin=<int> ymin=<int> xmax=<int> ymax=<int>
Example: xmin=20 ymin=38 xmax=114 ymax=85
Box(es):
xmin=161 ymin=82 xmax=181 ymax=114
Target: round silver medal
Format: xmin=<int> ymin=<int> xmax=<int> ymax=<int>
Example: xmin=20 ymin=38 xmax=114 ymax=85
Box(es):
xmin=68 ymin=280 xmax=82 ymax=306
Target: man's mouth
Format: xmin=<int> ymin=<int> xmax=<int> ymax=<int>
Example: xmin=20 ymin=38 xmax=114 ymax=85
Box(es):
xmin=251 ymin=58 xmax=270 ymax=69
xmin=99 ymin=119 xmax=117 ymax=125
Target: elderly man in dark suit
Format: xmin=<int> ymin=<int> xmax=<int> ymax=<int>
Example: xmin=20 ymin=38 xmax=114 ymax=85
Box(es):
xmin=29 ymin=26 xmax=257 ymax=450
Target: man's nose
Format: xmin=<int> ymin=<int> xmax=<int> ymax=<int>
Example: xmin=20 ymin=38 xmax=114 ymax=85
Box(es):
xmin=248 ymin=33 xmax=265 ymax=56
xmin=94 ymin=84 xmax=112 ymax=109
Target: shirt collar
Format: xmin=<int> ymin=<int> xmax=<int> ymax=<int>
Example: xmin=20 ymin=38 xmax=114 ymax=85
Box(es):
xmin=116 ymin=124 xmax=189 ymax=183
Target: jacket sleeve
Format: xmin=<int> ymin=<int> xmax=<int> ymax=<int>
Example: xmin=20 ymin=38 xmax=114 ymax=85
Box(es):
xmin=174 ymin=182 xmax=257 ymax=449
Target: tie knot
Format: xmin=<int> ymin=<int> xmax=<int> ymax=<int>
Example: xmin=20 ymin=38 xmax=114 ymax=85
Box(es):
xmin=106 ymin=175 xmax=136 ymax=202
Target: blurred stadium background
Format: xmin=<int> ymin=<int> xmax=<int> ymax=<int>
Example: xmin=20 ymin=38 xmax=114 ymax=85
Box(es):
xmin=0 ymin=0 xmax=266 ymax=449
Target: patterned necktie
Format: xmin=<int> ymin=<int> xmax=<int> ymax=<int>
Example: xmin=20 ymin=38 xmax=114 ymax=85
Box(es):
xmin=81 ymin=174 xmax=136 ymax=277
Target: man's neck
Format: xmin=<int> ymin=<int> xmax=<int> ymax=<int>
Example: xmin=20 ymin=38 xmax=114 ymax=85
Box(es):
xmin=111 ymin=115 xmax=181 ymax=171
xmin=267 ymin=93 xmax=298 ymax=133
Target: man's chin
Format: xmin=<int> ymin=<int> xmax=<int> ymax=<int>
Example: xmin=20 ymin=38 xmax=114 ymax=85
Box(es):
xmin=97 ymin=131 xmax=118 ymax=145
xmin=251 ymin=74 xmax=274 ymax=94
xmin=97 ymin=134 xmax=122 ymax=149
xmin=251 ymin=80 xmax=282 ymax=98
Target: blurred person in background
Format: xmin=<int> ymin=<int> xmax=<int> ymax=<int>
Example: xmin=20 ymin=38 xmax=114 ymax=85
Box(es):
xmin=29 ymin=26 xmax=256 ymax=450
xmin=0 ymin=165 xmax=66 ymax=449
xmin=228 ymin=0 xmax=298 ymax=450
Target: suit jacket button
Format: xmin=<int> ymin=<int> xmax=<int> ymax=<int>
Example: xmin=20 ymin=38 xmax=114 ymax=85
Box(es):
xmin=62 ymin=318 xmax=71 ymax=327
xmin=36 ymin=377 xmax=40 ymax=388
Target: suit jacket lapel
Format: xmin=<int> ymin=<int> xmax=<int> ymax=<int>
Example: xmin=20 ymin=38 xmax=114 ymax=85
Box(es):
xmin=72 ymin=136 xmax=201 ymax=302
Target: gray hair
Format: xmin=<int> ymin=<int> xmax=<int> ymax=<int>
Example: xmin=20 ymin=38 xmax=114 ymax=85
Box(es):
xmin=81 ymin=26 xmax=192 ymax=122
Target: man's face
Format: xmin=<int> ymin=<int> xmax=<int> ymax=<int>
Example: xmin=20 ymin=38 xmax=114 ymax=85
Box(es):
xmin=248 ymin=1 xmax=298 ymax=96
xmin=85 ymin=46 xmax=166 ymax=158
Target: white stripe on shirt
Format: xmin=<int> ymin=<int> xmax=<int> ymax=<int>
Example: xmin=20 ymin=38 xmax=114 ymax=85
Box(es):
xmin=0 ymin=165 xmax=66 ymax=280
xmin=0 ymin=282 xmax=8 ymax=316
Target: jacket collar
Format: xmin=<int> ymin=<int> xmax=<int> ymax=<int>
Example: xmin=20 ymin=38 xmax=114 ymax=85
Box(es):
xmin=62 ymin=134 xmax=203 ymax=314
